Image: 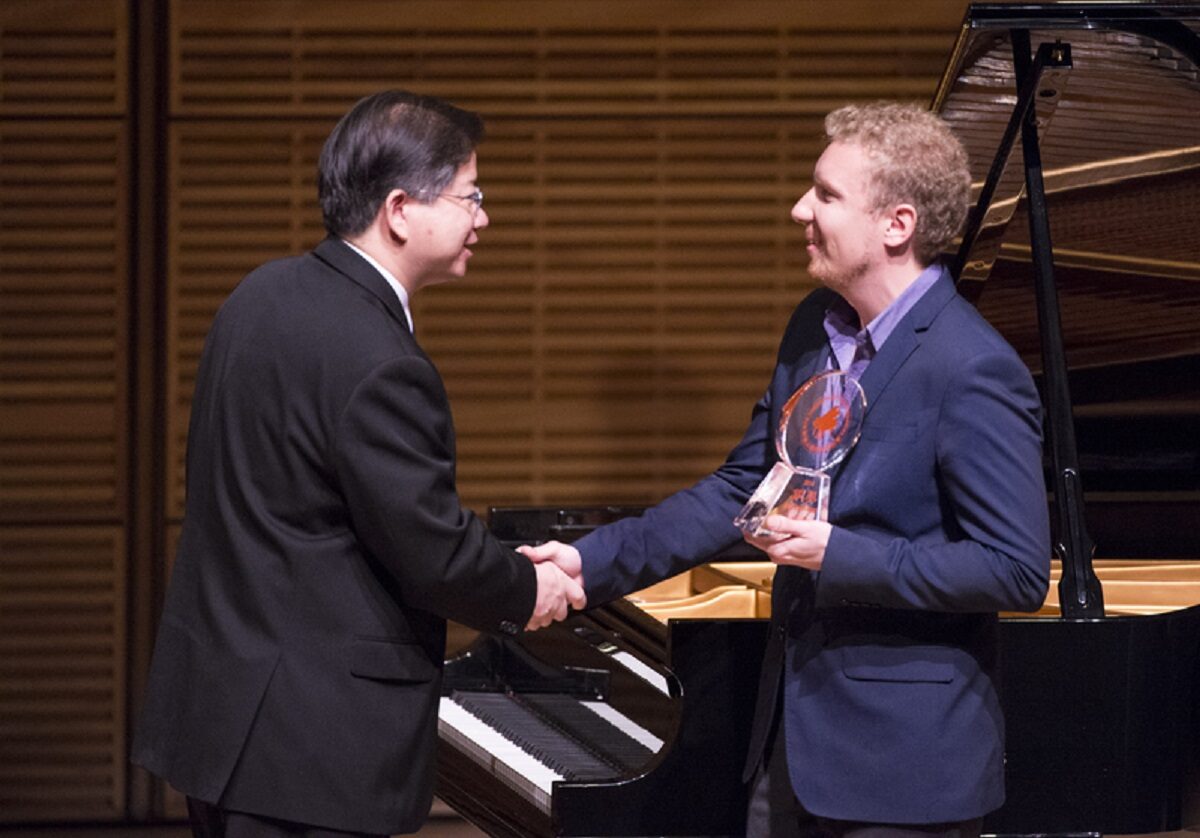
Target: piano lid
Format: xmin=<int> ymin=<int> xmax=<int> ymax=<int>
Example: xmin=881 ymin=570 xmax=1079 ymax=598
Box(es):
xmin=931 ymin=2 xmax=1200 ymax=375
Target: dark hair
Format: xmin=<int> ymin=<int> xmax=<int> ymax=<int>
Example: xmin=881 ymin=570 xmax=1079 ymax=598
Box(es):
xmin=317 ymin=90 xmax=484 ymax=237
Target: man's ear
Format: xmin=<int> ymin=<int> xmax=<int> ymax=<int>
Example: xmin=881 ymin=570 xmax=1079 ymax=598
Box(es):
xmin=882 ymin=203 xmax=917 ymax=250
xmin=382 ymin=188 xmax=410 ymax=244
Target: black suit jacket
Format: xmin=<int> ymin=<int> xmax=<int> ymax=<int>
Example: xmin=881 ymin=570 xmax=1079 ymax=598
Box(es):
xmin=133 ymin=238 xmax=537 ymax=834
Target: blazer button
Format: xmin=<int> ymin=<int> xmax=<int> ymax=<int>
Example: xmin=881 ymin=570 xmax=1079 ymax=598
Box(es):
xmin=499 ymin=620 xmax=519 ymax=635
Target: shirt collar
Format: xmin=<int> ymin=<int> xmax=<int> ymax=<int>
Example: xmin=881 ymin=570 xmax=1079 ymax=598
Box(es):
xmin=824 ymin=261 xmax=944 ymax=352
xmin=866 ymin=261 xmax=944 ymax=349
xmin=823 ymin=261 xmax=945 ymax=373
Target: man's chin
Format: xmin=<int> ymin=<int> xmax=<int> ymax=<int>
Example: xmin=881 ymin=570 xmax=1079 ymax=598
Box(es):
xmin=805 ymin=260 xmax=832 ymax=286
xmin=807 ymin=261 xmax=866 ymax=293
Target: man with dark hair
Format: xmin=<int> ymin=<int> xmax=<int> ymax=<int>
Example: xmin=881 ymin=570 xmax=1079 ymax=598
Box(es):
xmin=133 ymin=90 xmax=585 ymax=837
xmin=523 ymin=102 xmax=1051 ymax=836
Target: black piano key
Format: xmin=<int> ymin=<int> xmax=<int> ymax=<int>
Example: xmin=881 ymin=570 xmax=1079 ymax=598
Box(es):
xmin=520 ymin=693 xmax=656 ymax=774
xmin=451 ymin=692 xmax=619 ymax=781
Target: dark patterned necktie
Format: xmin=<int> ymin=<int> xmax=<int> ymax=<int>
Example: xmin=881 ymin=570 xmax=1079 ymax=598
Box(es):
xmin=846 ymin=331 xmax=874 ymax=382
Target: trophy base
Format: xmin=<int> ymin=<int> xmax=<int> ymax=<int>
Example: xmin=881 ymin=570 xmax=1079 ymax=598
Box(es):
xmin=734 ymin=462 xmax=830 ymax=536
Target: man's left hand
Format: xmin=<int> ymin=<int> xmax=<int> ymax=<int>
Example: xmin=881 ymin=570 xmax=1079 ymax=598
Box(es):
xmin=742 ymin=515 xmax=832 ymax=570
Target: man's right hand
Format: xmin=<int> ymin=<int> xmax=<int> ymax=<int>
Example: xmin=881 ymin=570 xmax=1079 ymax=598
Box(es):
xmin=518 ymin=540 xmax=583 ymax=584
xmin=526 ymin=560 xmax=587 ymax=631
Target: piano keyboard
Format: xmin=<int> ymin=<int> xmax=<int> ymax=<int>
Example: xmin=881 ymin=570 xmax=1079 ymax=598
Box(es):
xmin=438 ymin=691 xmax=664 ymax=811
xmin=439 ymin=696 xmax=562 ymax=810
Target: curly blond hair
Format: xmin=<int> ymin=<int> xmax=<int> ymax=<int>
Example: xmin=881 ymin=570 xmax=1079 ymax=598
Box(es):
xmin=824 ymin=102 xmax=970 ymax=265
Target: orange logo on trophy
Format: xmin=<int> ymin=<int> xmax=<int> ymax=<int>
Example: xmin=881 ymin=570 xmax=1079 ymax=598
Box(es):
xmin=734 ymin=370 xmax=866 ymax=536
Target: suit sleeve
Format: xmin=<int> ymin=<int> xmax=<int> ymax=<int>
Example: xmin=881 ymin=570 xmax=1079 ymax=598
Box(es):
xmin=576 ymin=293 xmax=832 ymax=605
xmin=817 ymin=348 xmax=1052 ymax=613
xmin=577 ymin=391 xmax=775 ymax=604
xmin=332 ymin=355 xmax=537 ymax=632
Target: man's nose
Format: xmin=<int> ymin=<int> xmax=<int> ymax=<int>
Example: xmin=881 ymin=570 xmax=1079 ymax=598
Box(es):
xmin=475 ymin=206 xmax=490 ymax=229
xmin=791 ymin=192 xmax=812 ymax=224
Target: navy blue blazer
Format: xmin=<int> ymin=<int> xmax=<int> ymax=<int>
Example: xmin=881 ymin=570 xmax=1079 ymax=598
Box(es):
xmin=575 ymin=265 xmax=1051 ymax=823
xmin=133 ymin=239 xmax=537 ymax=834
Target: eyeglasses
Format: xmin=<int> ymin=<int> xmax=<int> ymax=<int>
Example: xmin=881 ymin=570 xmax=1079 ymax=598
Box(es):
xmin=435 ymin=187 xmax=484 ymax=214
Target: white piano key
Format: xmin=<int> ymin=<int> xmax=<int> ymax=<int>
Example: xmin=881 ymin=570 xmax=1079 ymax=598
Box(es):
xmin=438 ymin=696 xmax=562 ymax=810
xmin=579 ymin=699 xmax=665 ymax=753
xmin=611 ymin=650 xmax=672 ymax=696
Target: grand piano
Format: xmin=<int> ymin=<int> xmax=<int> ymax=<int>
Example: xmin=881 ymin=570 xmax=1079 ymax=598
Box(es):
xmin=436 ymin=4 xmax=1200 ymax=835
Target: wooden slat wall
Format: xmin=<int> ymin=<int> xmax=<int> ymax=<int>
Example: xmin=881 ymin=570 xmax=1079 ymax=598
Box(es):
xmin=0 ymin=0 xmax=129 ymax=823
xmin=0 ymin=0 xmax=968 ymax=824
xmin=0 ymin=122 xmax=128 ymax=521
xmin=0 ymin=527 xmax=127 ymax=819
xmin=434 ymin=116 xmax=804 ymax=505
xmin=168 ymin=0 xmax=965 ymax=515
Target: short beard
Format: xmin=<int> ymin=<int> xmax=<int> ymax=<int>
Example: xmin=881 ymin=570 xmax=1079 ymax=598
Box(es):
xmin=807 ymin=251 xmax=871 ymax=293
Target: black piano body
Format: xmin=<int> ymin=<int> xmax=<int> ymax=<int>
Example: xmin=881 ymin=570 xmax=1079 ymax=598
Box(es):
xmin=438 ymin=507 xmax=770 ymax=837
xmin=437 ymin=3 xmax=1200 ymax=835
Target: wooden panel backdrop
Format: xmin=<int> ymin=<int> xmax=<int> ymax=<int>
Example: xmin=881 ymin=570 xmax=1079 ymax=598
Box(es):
xmin=0 ymin=0 xmax=967 ymax=823
xmin=167 ymin=0 xmax=963 ymax=517
xmin=0 ymin=0 xmax=129 ymax=821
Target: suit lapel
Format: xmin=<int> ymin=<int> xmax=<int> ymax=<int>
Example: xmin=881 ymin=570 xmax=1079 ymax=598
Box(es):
xmin=826 ymin=268 xmax=957 ymax=507
xmin=786 ymin=344 xmax=831 ymax=398
xmin=856 ymin=267 xmax=957 ymax=417
xmin=778 ymin=288 xmax=837 ymax=399
xmin=312 ymin=237 xmax=413 ymax=335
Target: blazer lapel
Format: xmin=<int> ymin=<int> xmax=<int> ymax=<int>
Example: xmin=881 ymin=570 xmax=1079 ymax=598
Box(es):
xmin=778 ymin=287 xmax=837 ymax=399
xmin=827 ymin=268 xmax=957 ymax=506
xmin=786 ymin=344 xmax=832 ymax=398
xmin=856 ymin=267 xmax=957 ymax=416
xmin=312 ymin=237 xmax=413 ymax=335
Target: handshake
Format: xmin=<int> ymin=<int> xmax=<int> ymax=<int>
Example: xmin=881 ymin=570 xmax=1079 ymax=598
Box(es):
xmin=517 ymin=541 xmax=585 ymax=631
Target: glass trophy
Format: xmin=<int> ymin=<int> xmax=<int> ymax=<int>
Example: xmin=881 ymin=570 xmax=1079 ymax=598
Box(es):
xmin=734 ymin=370 xmax=866 ymax=536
